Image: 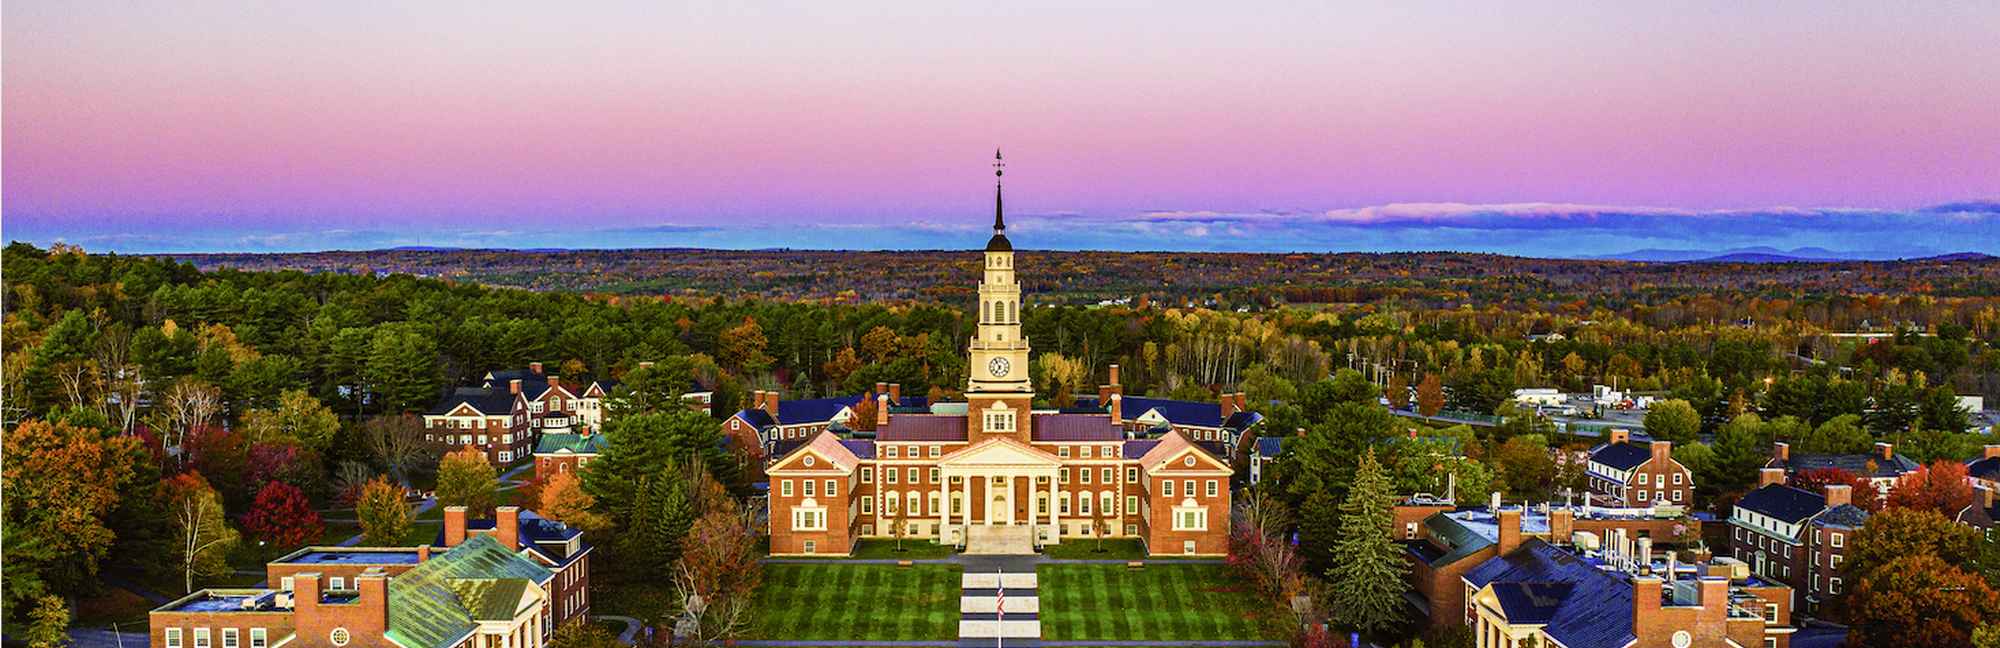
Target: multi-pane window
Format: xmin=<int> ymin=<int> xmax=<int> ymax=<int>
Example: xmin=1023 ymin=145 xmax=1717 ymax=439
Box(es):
xmin=1163 ymin=481 xmax=1175 ymax=497
xmin=929 ymin=446 xmax=941 ymax=458
xmin=1184 ymin=480 xmax=1195 ymax=498
xmin=1126 ymin=467 xmax=1139 ymax=483
xmin=861 ymin=467 xmax=873 ymax=483
xmin=1080 ymin=446 xmax=1093 ymax=458
xmin=1059 ymin=446 xmax=1071 ymax=458
xmin=1102 ymin=468 xmax=1114 ymax=483
xmin=1206 ymin=480 xmax=1218 ymax=497
xmin=885 ymin=446 xmax=900 ymax=459
xmin=223 ymin=629 xmax=239 ymax=648
xmin=1126 ymin=496 xmax=1138 ymax=515
xmin=1060 ymin=468 xmax=1070 ymax=484
xmin=780 ymin=480 xmax=793 ymax=497
xmin=886 ymin=469 xmax=898 ymax=484
xmin=194 ymin=629 xmax=211 ymax=648
xmin=250 ymin=629 xmax=267 ymax=648
xmin=825 ymin=480 xmax=837 ymax=498
xmin=862 ymin=496 xmax=874 ymax=514
xmin=165 ymin=629 xmax=184 ymax=648
xmin=1081 ymin=469 xmax=1092 ymax=484
xmin=908 ymin=468 xmax=919 ymax=484
xmin=791 ymin=509 xmax=826 ymax=531
xmin=804 ymin=480 xmax=816 ymax=497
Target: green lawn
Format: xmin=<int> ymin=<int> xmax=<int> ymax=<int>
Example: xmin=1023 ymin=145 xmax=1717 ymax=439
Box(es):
xmin=747 ymin=564 xmax=962 ymax=640
xmin=849 ymin=539 xmax=956 ymax=559
xmin=1043 ymin=538 xmax=1147 ymax=560
xmin=1037 ymin=563 xmax=1282 ymax=640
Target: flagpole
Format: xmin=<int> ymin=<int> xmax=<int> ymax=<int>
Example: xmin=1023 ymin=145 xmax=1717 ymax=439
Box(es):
xmin=995 ymin=567 xmax=1004 ymax=648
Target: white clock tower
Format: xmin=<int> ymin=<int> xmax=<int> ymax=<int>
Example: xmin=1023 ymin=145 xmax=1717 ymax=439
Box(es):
xmin=967 ymin=150 xmax=1034 ymax=441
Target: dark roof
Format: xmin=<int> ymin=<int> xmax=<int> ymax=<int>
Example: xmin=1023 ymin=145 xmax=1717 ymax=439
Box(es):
xmin=1222 ymin=411 xmax=1264 ymax=431
xmin=876 ymin=415 xmax=968 ymax=442
xmin=1588 ymin=442 xmax=1652 ymax=472
xmin=1462 ymin=540 xmax=1636 ymax=648
xmin=1030 ymin=413 xmax=1123 ymax=442
xmin=985 ymin=233 xmax=1012 ymax=252
xmin=1968 ymin=456 xmax=2000 ymax=481
xmin=1194 ymin=440 xmax=1229 ymax=457
xmin=1492 ymin=582 xmax=1575 ymax=625
xmin=428 ymin=386 xmax=516 ymax=416
xmin=776 ymin=396 xmax=861 ymax=425
xmin=429 ymin=510 xmax=588 ymax=568
xmin=1774 ymin=451 xmax=1920 ymax=478
xmin=1122 ymin=396 xmax=1223 ymax=428
xmin=1811 ymin=503 xmax=1870 ymax=530
xmin=1255 ymin=436 xmax=1284 ymax=458
xmin=840 ymin=439 xmax=878 ymax=459
xmin=1415 ymin=512 xmax=1496 ymax=567
xmin=734 ymin=408 xmax=776 ymax=429
xmin=769 ymin=437 xmax=810 ymax=459
xmin=1122 ymin=439 xmax=1161 ymax=458
xmin=1734 ymin=484 xmax=1829 ymax=524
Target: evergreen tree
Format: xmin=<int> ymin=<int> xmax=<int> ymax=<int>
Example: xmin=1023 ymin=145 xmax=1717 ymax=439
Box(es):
xmin=1296 ymin=488 xmax=1340 ymax=575
xmin=1327 ymin=448 xmax=1407 ymax=635
xmin=627 ymin=474 xmax=696 ymax=578
xmin=365 ymin=323 xmax=440 ymax=414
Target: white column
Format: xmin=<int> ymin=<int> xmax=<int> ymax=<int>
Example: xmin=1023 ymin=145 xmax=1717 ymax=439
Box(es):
xmin=962 ymin=473 xmax=973 ymax=529
xmin=938 ymin=469 xmax=949 ymax=541
xmin=1050 ymin=474 xmax=1062 ymax=537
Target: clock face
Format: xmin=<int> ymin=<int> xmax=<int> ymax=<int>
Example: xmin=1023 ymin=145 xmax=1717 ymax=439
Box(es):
xmin=988 ymin=357 xmax=1010 ymax=378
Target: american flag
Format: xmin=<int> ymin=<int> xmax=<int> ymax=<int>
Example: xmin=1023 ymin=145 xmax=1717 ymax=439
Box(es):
xmin=994 ymin=568 xmax=1005 ymax=647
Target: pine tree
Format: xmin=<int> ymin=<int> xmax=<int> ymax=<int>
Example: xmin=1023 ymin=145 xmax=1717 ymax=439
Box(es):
xmin=627 ymin=475 xmax=696 ymax=578
xmin=1296 ymin=488 xmax=1340 ymax=575
xmin=1327 ymin=448 xmax=1407 ymax=635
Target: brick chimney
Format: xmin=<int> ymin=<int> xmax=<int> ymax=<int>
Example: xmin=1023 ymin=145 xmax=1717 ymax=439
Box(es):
xmin=293 ymin=572 xmax=321 ymax=617
xmin=1220 ymin=392 xmax=1241 ymax=418
xmin=355 ymin=568 xmax=390 ymax=631
xmin=1876 ymin=441 xmax=1894 ymax=461
xmin=1550 ymin=507 xmax=1575 ymax=544
xmin=1609 ymin=428 xmax=1630 ymax=445
xmin=1649 ymin=440 xmax=1672 ymax=465
xmin=1985 ymin=487 xmax=1996 ymax=510
xmin=1824 ymin=484 xmax=1852 ymax=509
xmin=1099 ymin=364 xmax=1125 ymax=403
xmin=509 ymin=378 xmax=522 ymax=395
xmin=529 ymin=361 xmax=544 ymax=375
xmin=1631 ymin=576 xmax=1663 ymax=631
xmin=496 ymin=506 xmax=520 ymax=551
xmin=1497 ymin=506 xmax=1523 ymax=556
xmin=417 ymin=544 xmax=432 ymax=563
xmin=548 ymin=375 xmax=562 ymax=393
xmin=1108 ymin=393 xmax=1122 ymax=425
xmin=1985 ymin=445 xmax=2000 ymax=460
xmin=875 ymin=382 xmax=888 ymax=398
xmin=1774 ymin=441 xmax=1790 ymax=462
xmin=444 ymin=505 xmax=468 ymax=547
xmin=1758 ymin=468 xmax=1787 ymax=488
xmin=889 ymin=383 xmax=901 ymax=401
xmin=751 ymin=390 xmax=766 ymax=411
xmin=763 ymin=390 xmax=780 ymax=418
xmin=1236 ymin=392 xmax=1249 ymax=412
xmin=876 ymin=393 xmax=891 ymax=426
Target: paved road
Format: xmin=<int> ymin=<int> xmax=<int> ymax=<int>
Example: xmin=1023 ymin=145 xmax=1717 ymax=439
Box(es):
xmin=594 ymin=615 xmax=644 ymax=645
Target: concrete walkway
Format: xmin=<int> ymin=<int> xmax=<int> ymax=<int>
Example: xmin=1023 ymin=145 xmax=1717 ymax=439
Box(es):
xmin=958 ymin=556 xmax=1042 ymax=648
xmin=593 ymin=614 xmax=643 ymax=645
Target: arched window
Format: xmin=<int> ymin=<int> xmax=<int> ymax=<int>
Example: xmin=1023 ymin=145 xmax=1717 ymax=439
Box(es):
xmin=981 ymin=301 xmax=989 ymax=322
xmin=1006 ymin=301 xmax=1016 ymax=323
xmin=993 ymin=301 xmax=1004 ymax=322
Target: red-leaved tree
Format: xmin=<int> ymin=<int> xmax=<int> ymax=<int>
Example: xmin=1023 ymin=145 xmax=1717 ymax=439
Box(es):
xmin=241 ymin=481 xmax=323 ymax=550
xmin=1789 ymin=467 xmax=1882 ymax=512
xmin=1845 ymin=553 xmax=2000 ymax=648
xmin=1887 ymin=460 xmax=1973 ymax=516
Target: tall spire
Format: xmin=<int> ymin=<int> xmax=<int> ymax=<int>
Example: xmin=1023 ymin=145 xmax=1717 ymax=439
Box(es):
xmin=992 ymin=148 xmax=1006 ymax=233
xmin=985 ymin=149 xmax=1013 ymax=252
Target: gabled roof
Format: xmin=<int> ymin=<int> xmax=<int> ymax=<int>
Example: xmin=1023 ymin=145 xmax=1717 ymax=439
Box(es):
xmin=840 ymin=439 xmax=878 ymax=459
xmin=445 ymin=578 xmax=532 ymax=621
xmin=769 ymin=432 xmax=862 ymax=474
xmin=534 ymin=432 xmax=604 ymax=455
xmin=1122 ymin=439 xmax=1161 ymax=458
xmin=1255 ymin=436 xmax=1284 ymax=458
xmin=1137 ymin=431 xmax=1228 ymax=473
xmin=1409 ymin=511 xmax=1496 ymax=567
xmin=1734 ymin=484 xmax=1828 ymax=524
xmin=1122 ymin=396 xmax=1223 ymax=428
xmin=734 ymin=408 xmax=777 ymax=429
xmin=938 ymin=436 xmax=1062 ymax=469
xmin=1462 ymin=540 xmax=1636 ymax=648
xmin=1588 ymin=442 xmax=1652 ymax=472
xmin=1773 ymin=452 xmax=1920 ymax=478
xmin=776 ymin=395 xmax=863 ymax=425
xmin=1030 ymin=413 xmax=1123 ymax=442
xmin=386 ymin=534 xmax=551 ymax=648
xmin=877 ymin=414 xmax=969 ymax=442
xmin=428 ymin=387 xmax=516 ymax=416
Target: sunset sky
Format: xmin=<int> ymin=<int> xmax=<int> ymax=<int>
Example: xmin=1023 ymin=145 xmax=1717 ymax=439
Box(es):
xmin=5 ymin=2 xmax=1998 ymax=256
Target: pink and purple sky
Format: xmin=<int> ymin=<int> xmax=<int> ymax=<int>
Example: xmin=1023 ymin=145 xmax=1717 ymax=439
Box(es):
xmin=5 ymin=2 xmax=1998 ymax=256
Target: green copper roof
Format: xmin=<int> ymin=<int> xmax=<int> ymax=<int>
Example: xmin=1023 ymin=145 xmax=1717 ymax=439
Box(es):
xmin=446 ymin=578 xmax=532 ymax=621
xmin=533 ymin=432 xmax=604 ymax=455
xmin=385 ymin=534 xmax=552 ymax=648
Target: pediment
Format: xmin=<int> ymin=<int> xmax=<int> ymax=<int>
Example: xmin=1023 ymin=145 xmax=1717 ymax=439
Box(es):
xmin=447 ymin=403 xmax=483 ymax=417
xmin=938 ymin=438 xmax=1060 ymax=469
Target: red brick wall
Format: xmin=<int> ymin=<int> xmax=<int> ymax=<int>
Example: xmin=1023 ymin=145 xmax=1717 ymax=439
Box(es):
xmin=768 ymin=473 xmax=855 ymax=555
xmin=1142 ymin=471 xmax=1230 ymax=555
xmin=150 ymin=611 xmax=295 ymax=648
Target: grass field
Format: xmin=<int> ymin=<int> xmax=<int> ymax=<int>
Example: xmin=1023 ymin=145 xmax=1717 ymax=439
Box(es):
xmin=849 ymin=538 xmax=956 ymax=559
xmin=1042 ymin=538 xmax=1147 ymax=560
xmin=747 ymin=564 xmax=962 ymax=640
xmin=1037 ymin=563 xmax=1281 ymax=640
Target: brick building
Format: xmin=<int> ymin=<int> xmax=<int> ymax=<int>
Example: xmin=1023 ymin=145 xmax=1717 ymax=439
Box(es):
xmin=1584 ymin=429 xmax=1693 ymax=507
xmin=151 ymin=534 xmax=555 ymax=648
xmin=1463 ymin=539 xmax=1795 ymax=648
xmin=425 ymin=363 xmax=629 ymax=465
xmin=764 ymin=159 xmax=1246 ymax=557
xmin=1765 ymin=440 xmax=1919 ymax=495
xmin=438 ymin=506 xmax=594 ymax=628
xmin=1728 ymin=468 xmax=1868 ymax=613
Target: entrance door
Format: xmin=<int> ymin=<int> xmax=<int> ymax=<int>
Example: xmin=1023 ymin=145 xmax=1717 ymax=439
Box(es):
xmin=989 ymin=494 xmax=1011 ymax=525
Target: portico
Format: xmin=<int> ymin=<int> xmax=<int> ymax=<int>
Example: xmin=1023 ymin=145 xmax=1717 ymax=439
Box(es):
xmin=936 ymin=437 xmax=1064 ymax=549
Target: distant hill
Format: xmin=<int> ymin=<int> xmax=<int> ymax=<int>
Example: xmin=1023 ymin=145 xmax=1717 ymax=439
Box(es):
xmin=1595 ymin=246 xmax=1991 ymax=263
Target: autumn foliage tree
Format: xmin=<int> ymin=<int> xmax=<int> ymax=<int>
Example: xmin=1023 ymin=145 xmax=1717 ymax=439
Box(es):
xmin=538 ymin=471 xmax=611 ymax=533
xmin=1846 ymin=553 xmax=2000 ymax=648
xmin=357 ymin=477 xmax=412 ymax=546
xmin=435 ymin=447 xmax=500 ymax=516
xmin=242 ymin=481 xmax=325 ymax=550
xmin=1788 ymin=468 xmax=1881 ymax=512
xmin=1415 ymin=374 xmax=1444 ymax=418
xmin=163 ymin=471 xmax=241 ymax=593
xmin=1887 ymin=460 xmax=1974 ymax=516
xmin=1 ymin=420 xmax=142 ymax=616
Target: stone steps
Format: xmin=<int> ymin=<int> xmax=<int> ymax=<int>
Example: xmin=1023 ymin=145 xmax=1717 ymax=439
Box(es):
xmin=958 ymin=569 xmax=1040 ymax=646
